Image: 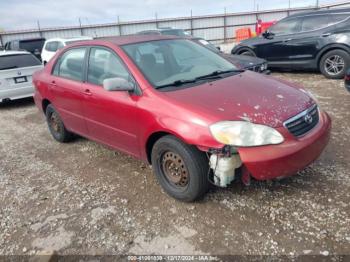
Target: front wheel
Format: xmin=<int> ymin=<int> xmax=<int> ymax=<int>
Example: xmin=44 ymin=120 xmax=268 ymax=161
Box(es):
xmin=151 ymin=135 xmax=209 ymax=202
xmin=320 ymin=50 xmax=350 ymax=79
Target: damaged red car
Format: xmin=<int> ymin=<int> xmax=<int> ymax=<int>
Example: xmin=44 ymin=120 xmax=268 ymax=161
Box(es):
xmin=33 ymin=35 xmax=331 ymax=202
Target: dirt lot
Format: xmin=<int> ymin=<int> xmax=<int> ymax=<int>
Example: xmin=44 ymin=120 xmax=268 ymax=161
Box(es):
xmin=0 ymin=72 xmax=349 ymax=257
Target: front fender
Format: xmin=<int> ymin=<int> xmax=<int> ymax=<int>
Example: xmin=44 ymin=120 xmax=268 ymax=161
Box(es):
xmin=140 ymin=116 xmax=223 ymax=160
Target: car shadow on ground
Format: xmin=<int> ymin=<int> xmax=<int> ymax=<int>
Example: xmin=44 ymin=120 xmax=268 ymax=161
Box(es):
xmin=0 ymin=97 xmax=35 ymax=109
xmin=205 ymin=165 xmax=322 ymax=201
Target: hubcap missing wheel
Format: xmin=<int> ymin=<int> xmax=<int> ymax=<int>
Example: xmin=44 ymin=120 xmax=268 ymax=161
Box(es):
xmin=161 ymin=152 xmax=189 ymax=187
xmin=50 ymin=113 xmax=61 ymax=134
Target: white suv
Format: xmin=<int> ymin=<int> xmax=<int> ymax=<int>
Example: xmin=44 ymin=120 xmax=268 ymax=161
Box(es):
xmin=41 ymin=37 xmax=93 ymax=64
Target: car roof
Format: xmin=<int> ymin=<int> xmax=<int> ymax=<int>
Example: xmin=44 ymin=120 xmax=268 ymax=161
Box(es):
xmin=45 ymin=36 xmax=93 ymax=42
xmin=0 ymin=50 xmax=31 ymax=56
xmin=288 ymin=7 xmax=350 ymax=18
xmin=93 ymin=34 xmax=181 ymax=46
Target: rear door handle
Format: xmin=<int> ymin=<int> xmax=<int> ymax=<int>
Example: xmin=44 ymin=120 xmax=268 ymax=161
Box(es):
xmin=322 ymin=33 xmax=331 ymax=37
xmin=283 ymin=38 xmax=292 ymax=42
xmin=83 ymin=89 xmax=92 ymax=96
xmin=51 ymin=80 xmax=57 ymax=86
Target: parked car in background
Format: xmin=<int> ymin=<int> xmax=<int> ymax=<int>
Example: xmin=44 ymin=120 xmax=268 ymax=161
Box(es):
xmin=41 ymin=36 xmax=93 ymax=64
xmin=232 ymin=8 xmax=350 ymax=79
xmin=137 ymin=29 xmax=269 ymax=73
xmin=4 ymin=38 xmax=46 ymax=61
xmin=345 ymin=69 xmax=350 ymax=92
xmin=137 ymin=27 xmax=191 ymax=36
xmin=33 ymin=35 xmax=331 ymax=202
xmin=193 ymin=37 xmax=269 ymax=74
xmin=0 ymin=51 xmax=43 ymax=103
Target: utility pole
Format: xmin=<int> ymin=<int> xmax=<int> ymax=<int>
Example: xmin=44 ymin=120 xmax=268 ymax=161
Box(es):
xmin=316 ymin=0 xmax=319 ymax=8
xmin=155 ymin=12 xmax=159 ymax=29
xmin=190 ymin=10 xmax=193 ymax=36
xmin=223 ymin=7 xmax=227 ymax=43
xmin=37 ymin=20 xmax=42 ymax=37
xmin=117 ymin=15 xmax=121 ymax=36
xmin=78 ymin=17 xmax=83 ymax=36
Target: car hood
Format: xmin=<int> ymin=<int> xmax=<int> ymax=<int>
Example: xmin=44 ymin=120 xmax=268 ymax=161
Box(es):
xmin=221 ymin=53 xmax=266 ymax=69
xmin=161 ymin=71 xmax=315 ymax=128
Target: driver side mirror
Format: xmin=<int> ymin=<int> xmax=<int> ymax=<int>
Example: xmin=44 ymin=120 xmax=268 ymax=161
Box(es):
xmin=262 ymin=30 xmax=274 ymax=39
xmin=103 ymin=77 xmax=135 ymax=92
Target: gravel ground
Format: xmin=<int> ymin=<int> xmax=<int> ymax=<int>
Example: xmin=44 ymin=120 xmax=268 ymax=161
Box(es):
xmin=0 ymin=72 xmax=349 ymax=257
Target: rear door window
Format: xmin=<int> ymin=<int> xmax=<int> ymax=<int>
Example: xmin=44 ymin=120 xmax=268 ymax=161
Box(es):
xmin=0 ymin=54 xmax=41 ymax=70
xmin=300 ymin=15 xmax=333 ymax=31
xmin=53 ymin=48 xmax=86 ymax=81
xmin=269 ymin=17 xmax=301 ymax=35
xmin=45 ymin=41 xmax=59 ymax=52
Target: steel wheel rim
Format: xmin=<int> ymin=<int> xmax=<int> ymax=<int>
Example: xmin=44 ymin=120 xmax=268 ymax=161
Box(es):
xmin=325 ymin=55 xmax=345 ymax=76
xmin=161 ymin=151 xmax=189 ymax=188
xmin=50 ymin=112 xmax=61 ymax=134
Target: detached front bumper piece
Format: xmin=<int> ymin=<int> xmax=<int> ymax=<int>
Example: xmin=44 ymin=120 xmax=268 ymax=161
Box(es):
xmin=237 ymin=111 xmax=331 ymax=180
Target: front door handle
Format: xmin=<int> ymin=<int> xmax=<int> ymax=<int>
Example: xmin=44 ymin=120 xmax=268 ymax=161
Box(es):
xmin=83 ymin=89 xmax=92 ymax=96
xmin=283 ymin=38 xmax=292 ymax=42
xmin=322 ymin=33 xmax=331 ymax=37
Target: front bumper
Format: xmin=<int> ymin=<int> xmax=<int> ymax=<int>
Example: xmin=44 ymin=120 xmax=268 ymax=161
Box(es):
xmin=237 ymin=111 xmax=331 ymax=180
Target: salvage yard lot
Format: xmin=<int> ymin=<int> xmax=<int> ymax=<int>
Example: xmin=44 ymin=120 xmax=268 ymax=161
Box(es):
xmin=0 ymin=72 xmax=349 ymax=256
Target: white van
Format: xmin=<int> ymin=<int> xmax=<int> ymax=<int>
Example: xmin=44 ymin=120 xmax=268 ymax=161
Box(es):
xmin=41 ymin=37 xmax=93 ymax=64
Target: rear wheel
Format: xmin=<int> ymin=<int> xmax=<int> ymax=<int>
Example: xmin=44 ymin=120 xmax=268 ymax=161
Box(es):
xmin=320 ymin=49 xmax=350 ymax=79
xmin=151 ymin=135 xmax=209 ymax=202
xmin=45 ymin=104 xmax=74 ymax=143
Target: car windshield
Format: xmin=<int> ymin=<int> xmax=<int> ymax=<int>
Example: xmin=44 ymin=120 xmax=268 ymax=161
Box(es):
xmin=197 ymin=39 xmax=220 ymax=53
xmin=0 ymin=54 xmax=41 ymax=70
xmin=122 ymin=39 xmax=238 ymax=89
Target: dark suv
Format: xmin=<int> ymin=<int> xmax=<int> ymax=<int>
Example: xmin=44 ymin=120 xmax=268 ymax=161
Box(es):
xmin=232 ymin=8 xmax=350 ymax=79
xmin=4 ymin=38 xmax=46 ymax=61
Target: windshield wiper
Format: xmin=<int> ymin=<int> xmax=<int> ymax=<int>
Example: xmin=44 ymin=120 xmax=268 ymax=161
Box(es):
xmin=156 ymin=79 xmax=197 ymax=89
xmin=195 ymin=69 xmax=245 ymax=80
xmin=155 ymin=69 xmax=245 ymax=89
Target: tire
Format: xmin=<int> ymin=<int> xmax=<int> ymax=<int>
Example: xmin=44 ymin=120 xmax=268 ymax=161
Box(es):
xmin=239 ymin=49 xmax=256 ymax=57
xmin=45 ymin=104 xmax=74 ymax=143
xmin=151 ymin=135 xmax=209 ymax=202
xmin=320 ymin=49 xmax=350 ymax=79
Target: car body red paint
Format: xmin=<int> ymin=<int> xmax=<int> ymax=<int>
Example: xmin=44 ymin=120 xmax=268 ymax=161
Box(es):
xmin=33 ymin=35 xmax=331 ymax=181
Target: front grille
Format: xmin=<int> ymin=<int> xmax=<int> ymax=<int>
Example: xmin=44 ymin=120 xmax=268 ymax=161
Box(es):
xmin=284 ymin=104 xmax=319 ymax=137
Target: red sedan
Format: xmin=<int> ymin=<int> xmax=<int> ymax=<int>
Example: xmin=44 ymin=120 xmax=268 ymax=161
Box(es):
xmin=33 ymin=35 xmax=331 ymax=202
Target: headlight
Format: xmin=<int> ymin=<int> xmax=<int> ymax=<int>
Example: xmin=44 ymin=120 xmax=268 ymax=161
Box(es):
xmin=209 ymin=121 xmax=284 ymax=147
xmin=260 ymin=63 xmax=267 ymax=71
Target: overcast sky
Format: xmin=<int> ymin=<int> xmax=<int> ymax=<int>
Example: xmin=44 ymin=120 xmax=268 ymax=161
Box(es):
xmin=0 ymin=0 xmax=340 ymax=31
